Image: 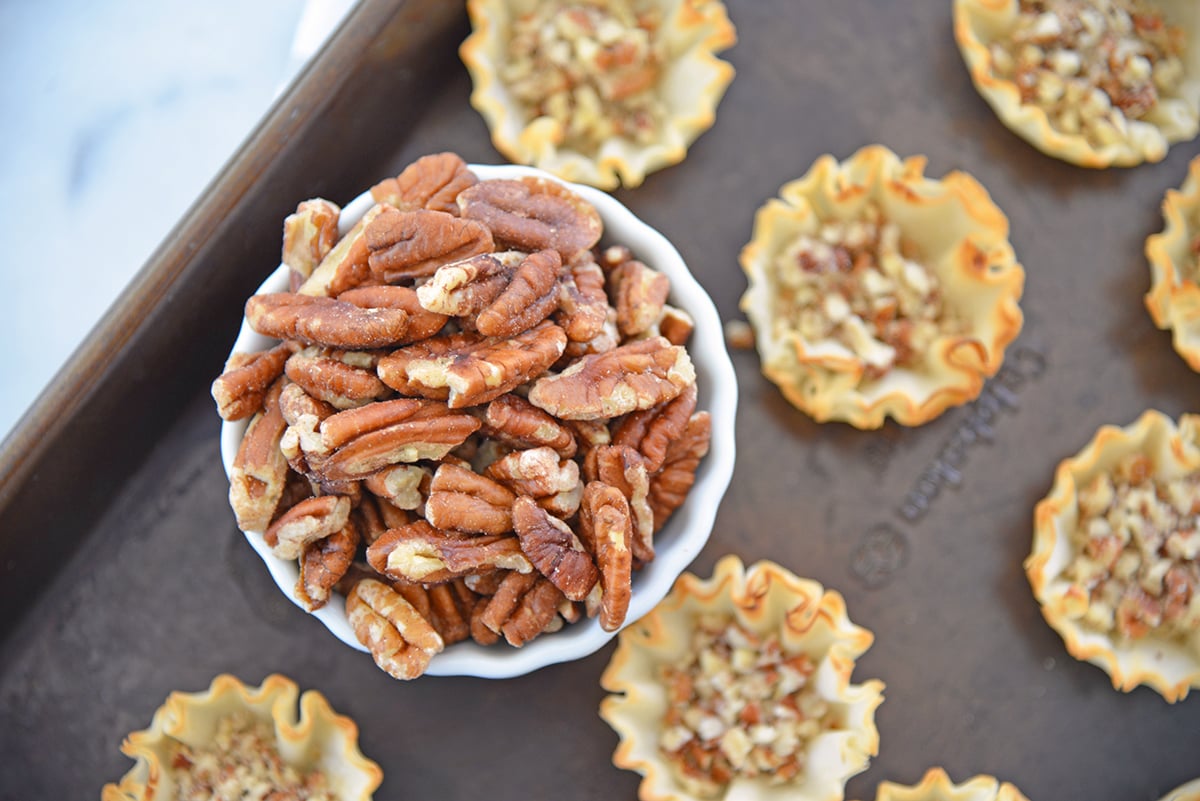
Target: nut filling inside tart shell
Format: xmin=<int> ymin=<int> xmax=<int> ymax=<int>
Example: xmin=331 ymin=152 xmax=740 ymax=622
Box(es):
xmin=1146 ymin=154 xmax=1200 ymax=372
xmin=1028 ymin=410 xmax=1200 ymax=701
xmin=101 ymin=674 xmax=382 ymax=801
xmin=739 ymin=145 xmax=1024 ymax=429
xmin=461 ymin=0 xmax=736 ymax=189
xmin=955 ymin=0 xmax=1200 ymax=167
xmin=600 ymin=555 xmax=884 ymax=801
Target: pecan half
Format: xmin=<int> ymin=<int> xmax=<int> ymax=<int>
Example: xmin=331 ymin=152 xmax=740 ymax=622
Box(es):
xmin=426 ymin=581 xmax=471 ymax=646
xmin=477 ymin=571 xmax=539 ymax=635
xmin=298 ymin=204 xmax=389 ymax=297
xmin=649 ymin=412 xmax=711 ymax=533
xmin=367 ymin=520 xmax=532 ymax=583
xmin=245 ymin=292 xmax=411 ymax=350
xmin=481 ymin=394 xmax=577 ymax=458
xmin=285 ymin=347 xmax=388 ymax=409
xmin=282 ymin=198 xmax=340 ymax=291
xmin=610 ymin=383 xmax=698 ymax=473
xmin=513 ymin=496 xmax=598 ymax=601
xmin=501 ymin=578 xmax=566 ymax=647
xmin=458 ymin=177 xmax=602 ymax=260
xmin=295 ymin=516 xmax=359 ymax=612
xmin=377 ymin=320 xmax=567 ymax=409
xmin=416 ymin=251 xmax=524 ymax=317
xmin=556 ymin=255 xmax=609 ymax=343
xmin=366 ymin=208 xmax=493 ymax=282
xmin=475 ymin=249 xmax=562 ymax=338
xmin=370 ymin=152 xmax=477 ymax=215
xmin=212 ymin=343 xmax=292 ymax=421
xmin=579 ymin=482 xmax=634 ymax=632
xmin=486 ymin=447 xmax=582 ymax=518
xmin=229 ymin=379 xmax=289 ymax=532
xmin=338 ymin=285 xmax=449 ymax=343
xmin=611 ymin=259 xmax=669 ymax=338
xmin=318 ymin=399 xmax=481 ymax=482
xmin=591 ymin=445 xmax=655 ymax=564
xmin=264 ymin=495 xmax=353 ymax=560
xmin=425 ymin=463 xmax=516 ymax=535
xmin=346 ymin=578 xmax=444 ymax=680
xmin=363 ymin=464 xmax=431 ymax=511
xmin=528 ymin=336 xmax=695 ymax=420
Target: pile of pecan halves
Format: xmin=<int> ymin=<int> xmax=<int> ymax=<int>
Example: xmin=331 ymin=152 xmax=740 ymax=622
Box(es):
xmin=212 ymin=152 xmax=711 ymax=680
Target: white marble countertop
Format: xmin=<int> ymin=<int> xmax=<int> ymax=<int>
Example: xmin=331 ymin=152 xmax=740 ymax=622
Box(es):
xmin=0 ymin=0 xmax=355 ymax=441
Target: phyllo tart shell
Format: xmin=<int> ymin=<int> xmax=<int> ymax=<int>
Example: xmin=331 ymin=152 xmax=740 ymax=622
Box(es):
xmin=1146 ymin=155 xmax=1200 ymax=371
xmin=738 ymin=145 xmax=1024 ymax=429
xmin=866 ymin=767 xmax=1030 ymax=801
xmin=954 ymin=0 xmax=1200 ymax=167
xmin=101 ymin=674 xmax=382 ymax=801
xmin=1027 ymin=410 xmax=1200 ymax=701
xmin=599 ymin=555 xmax=885 ymax=801
xmin=1158 ymin=778 xmax=1200 ymax=801
xmin=460 ymin=0 xmax=736 ymax=189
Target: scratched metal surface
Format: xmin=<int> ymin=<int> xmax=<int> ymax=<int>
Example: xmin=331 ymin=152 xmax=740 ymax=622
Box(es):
xmin=1 ymin=1 xmax=1199 ymax=799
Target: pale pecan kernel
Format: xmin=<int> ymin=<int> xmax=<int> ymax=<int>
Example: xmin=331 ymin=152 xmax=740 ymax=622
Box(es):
xmin=457 ymin=177 xmax=603 ymax=260
xmin=245 ymin=292 xmax=411 ymax=350
xmin=295 ymin=517 xmax=359 ymax=612
xmin=212 ymin=343 xmax=292 ymax=422
xmin=425 ymin=463 xmax=516 ymax=536
xmin=346 ymin=578 xmax=444 ymax=680
xmin=649 ymin=411 xmax=711 ymax=532
xmin=476 ymin=249 xmax=563 ymax=338
xmin=659 ymin=305 xmax=695 ymax=346
xmin=282 ymin=198 xmax=340 ymax=291
xmin=528 ymin=336 xmax=695 ymax=420
xmin=370 ymin=152 xmax=478 ymax=215
xmin=416 ymin=252 xmax=524 ymax=317
xmin=365 ymin=207 xmax=494 ymax=282
xmin=612 ymin=259 xmax=670 ymax=337
xmin=363 ymin=464 xmax=431 ymax=511
xmin=482 ymin=394 xmax=578 ymax=458
xmin=513 ymin=495 xmax=599 ymax=601
xmin=298 ymin=204 xmax=390 ymax=297
xmin=229 ymin=380 xmax=290 ymax=533
xmin=580 ymin=481 xmax=634 ymax=632
xmin=377 ymin=320 xmax=568 ymax=409
xmin=264 ymin=495 xmax=353 ymax=560
xmin=366 ymin=520 xmax=532 ymax=583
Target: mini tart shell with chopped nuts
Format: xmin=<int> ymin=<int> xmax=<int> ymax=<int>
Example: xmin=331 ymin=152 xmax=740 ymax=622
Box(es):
xmin=460 ymin=0 xmax=736 ymax=189
xmin=954 ymin=0 xmax=1200 ymax=167
xmin=1027 ymin=410 xmax=1200 ymax=702
xmin=739 ymin=145 xmax=1024 ymax=429
xmin=101 ymin=674 xmax=382 ymax=801
xmin=1146 ymin=155 xmax=1200 ymax=371
xmin=600 ymin=555 xmax=885 ymax=801
xmin=863 ymin=767 xmax=1030 ymax=801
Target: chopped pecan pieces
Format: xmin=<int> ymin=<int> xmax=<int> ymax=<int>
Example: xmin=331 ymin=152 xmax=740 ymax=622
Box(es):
xmin=377 ymin=320 xmax=567 ymax=409
xmin=370 ymin=152 xmax=478 ymax=215
xmin=425 ymin=463 xmax=516 ymax=535
xmin=212 ymin=343 xmax=292 ymax=422
xmin=367 ymin=520 xmax=532 ymax=583
xmin=245 ymin=292 xmax=411 ymax=350
xmin=229 ymin=380 xmax=289 ymax=532
xmin=529 ymin=336 xmax=695 ymax=420
xmin=513 ymin=496 xmax=598 ymax=601
xmin=282 ymin=198 xmax=340 ymax=291
xmin=346 ymin=578 xmax=444 ymax=680
xmin=264 ymin=495 xmax=353 ymax=560
xmin=366 ymin=208 xmax=494 ymax=282
xmin=458 ymin=177 xmax=602 ymax=260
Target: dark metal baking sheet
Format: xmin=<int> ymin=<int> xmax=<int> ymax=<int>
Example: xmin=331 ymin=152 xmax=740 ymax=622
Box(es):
xmin=1 ymin=1 xmax=1198 ymax=799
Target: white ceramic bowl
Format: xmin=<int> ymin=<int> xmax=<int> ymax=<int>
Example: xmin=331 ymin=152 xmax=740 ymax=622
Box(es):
xmin=220 ymin=163 xmax=737 ymax=678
